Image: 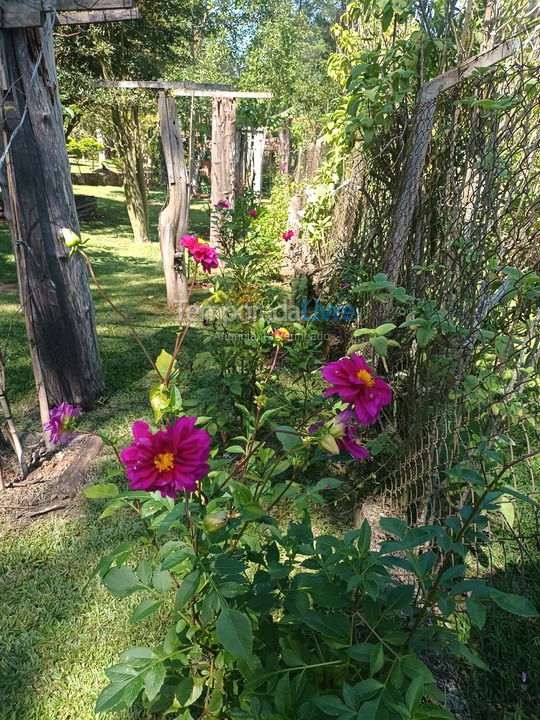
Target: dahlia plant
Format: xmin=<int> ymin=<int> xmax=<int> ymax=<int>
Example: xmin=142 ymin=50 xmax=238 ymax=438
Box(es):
xmin=49 ymin=220 xmax=538 ymax=720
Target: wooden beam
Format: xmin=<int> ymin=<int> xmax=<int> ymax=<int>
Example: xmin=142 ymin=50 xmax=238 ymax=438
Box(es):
xmin=172 ymin=88 xmax=272 ymax=99
xmin=421 ymin=39 xmax=514 ymax=100
xmin=97 ymin=80 xmax=273 ymax=99
xmin=56 ymin=8 xmax=140 ymax=24
xmin=0 ymin=0 xmax=136 ymax=27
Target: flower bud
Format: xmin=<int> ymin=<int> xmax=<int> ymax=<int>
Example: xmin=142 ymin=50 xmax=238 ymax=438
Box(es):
xmin=203 ymin=511 xmax=228 ymax=533
xmin=319 ymin=434 xmax=340 ymax=455
xmin=327 ymin=417 xmax=346 ymax=439
xmin=61 ymin=228 xmax=81 ymax=249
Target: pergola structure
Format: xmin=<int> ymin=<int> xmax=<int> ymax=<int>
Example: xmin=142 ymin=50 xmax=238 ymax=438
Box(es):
xmin=98 ymin=80 xmax=272 ymax=307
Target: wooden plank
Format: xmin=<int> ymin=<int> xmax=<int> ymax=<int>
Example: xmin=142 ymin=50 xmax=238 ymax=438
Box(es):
xmin=56 ymin=8 xmax=140 ymax=24
xmin=99 ymin=80 xmax=236 ymax=91
xmin=97 ymin=80 xmax=273 ymax=99
xmin=172 ymin=88 xmax=272 ymax=99
xmin=56 ymin=0 xmax=134 ymax=8
xmin=1 ymin=5 xmax=42 ymax=28
xmin=422 ymin=39 xmax=514 ymax=99
xmin=0 ymin=0 xmax=135 ymax=27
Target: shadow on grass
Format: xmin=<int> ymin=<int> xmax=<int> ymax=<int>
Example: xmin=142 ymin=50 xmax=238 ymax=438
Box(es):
xmin=462 ymin=555 xmax=540 ymax=720
xmin=0 ymin=497 xmax=159 ymax=720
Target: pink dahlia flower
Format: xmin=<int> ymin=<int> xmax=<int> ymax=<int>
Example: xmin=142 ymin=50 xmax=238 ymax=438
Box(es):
xmin=180 ymin=234 xmax=219 ymax=273
xmin=321 ymin=354 xmax=392 ymax=426
xmin=44 ymin=402 xmax=82 ymax=444
xmin=248 ymin=209 xmax=258 ymax=218
xmin=120 ymin=417 xmax=211 ymax=497
xmin=309 ymin=411 xmax=369 ymax=459
xmin=215 ymin=199 xmax=230 ymax=210
xmin=282 ymin=230 xmax=294 ymax=241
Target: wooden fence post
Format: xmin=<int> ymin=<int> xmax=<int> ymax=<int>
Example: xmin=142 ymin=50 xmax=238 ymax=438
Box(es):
xmin=0 ymin=20 xmax=104 ymax=414
xmin=157 ymin=91 xmax=189 ymax=308
xmin=210 ymin=97 xmax=237 ymax=247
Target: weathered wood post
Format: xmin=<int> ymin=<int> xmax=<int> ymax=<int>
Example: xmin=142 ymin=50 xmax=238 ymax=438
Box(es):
xmin=210 ymin=97 xmax=238 ymax=247
xmin=0 ymin=17 xmax=105 ymax=416
xmin=157 ymin=91 xmax=189 ymax=308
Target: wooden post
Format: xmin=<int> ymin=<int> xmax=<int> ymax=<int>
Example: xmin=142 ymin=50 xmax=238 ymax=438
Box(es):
xmin=157 ymin=91 xmax=189 ymax=308
xmin=383 ymin=40 xmax=513 ymax=284
xmin=0 ymin=20 xmax=104 ymax=413
xmin=187 ymin=92 xmax=195 ymax=202
xmin=210 ymin=97 xmax=237 ymax=246
xmin=252 ymin=127 xmax=266 ymax=194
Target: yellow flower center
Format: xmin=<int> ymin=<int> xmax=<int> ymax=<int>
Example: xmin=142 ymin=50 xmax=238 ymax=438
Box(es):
xmin=153 ymin=452 xmax=175 ymax=473
xmin=356 ymin=369 xmax=375 ymax=387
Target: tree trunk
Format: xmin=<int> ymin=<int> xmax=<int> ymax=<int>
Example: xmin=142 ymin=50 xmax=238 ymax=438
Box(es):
xmin=157 ymin=92 xmax=189 ymax=309
xmin=111 ymin=102 xmax=150 ymax=244
xmin=210 ymin=97 xmax=237 ymax=246
xmin=0 ymin=23 xmax=104 ymax=414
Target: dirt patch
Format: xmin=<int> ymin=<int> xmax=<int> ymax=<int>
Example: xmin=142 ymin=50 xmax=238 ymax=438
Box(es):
xmin=0 ymin=434 xmax=102 ymax=525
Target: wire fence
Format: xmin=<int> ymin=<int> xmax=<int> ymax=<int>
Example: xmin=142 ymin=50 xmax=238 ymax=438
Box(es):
xmin=326 ymin=42 xmax=540 ymax=561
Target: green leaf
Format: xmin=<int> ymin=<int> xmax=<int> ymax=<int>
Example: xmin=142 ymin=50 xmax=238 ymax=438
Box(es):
xmin=144 ymin=663 xmax=166 ymax=702
xmin=84 ymin=483 xmax=119 ymax=499
xmin=405 ymin=675 xmax=424 ymax=711
xmin=215 ymin=607 xmax=253 ymax=662
xmin=95 ymin=677 xmax=142 ymax=713
xmin=103 ymin=567 xmax=143 ymax=598
xmin=371 ymin=335 xmax=389 ymax=356
xmin=379 ymin=517 xmax=407 ymax=538
xmin=465 ymin=598 xmax=486 ymax=630
xmin=416 ymin=325 xmax=437 ymax=347
xmin=493 ymin=591 xmax=538 ymax=617
xmin=375 ymin=323 xmax=396 ymax=335
xmin=353 ymin=678 xmax=383 ymax=702
xmin=497 ymin=495 xmax=516 ymax=528
xmin=370 ymin=643 xmax=384 ymax=674
xmin=149 ymin=383 xmax=169 ymax=420
xmin=275 ymin=425 xmax=301 ymax=451
xmin=156 ymin=349 xmax=176 ymax=379
xmin=131 ymin=599 xmax=162 ymax=623
xmin=313 ymin=695 xmax=350 ymax=716
xmin=152 ymin=569 xmax=173 ymax=594
xmin=174 ymin=571 xmax=200 ymax=609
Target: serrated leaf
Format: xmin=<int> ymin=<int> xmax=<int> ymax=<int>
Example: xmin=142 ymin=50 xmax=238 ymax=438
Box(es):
xmin=131 ymin=599 xmax=162 ymax=623
xmin=103 ymin=567 xmax=143 ymax=598
xmin=215 ymin=607 xmax=253 ymax=662
xmin=95 ymin=678 xmax=142 ymax=713
xmin=144 ymin=663 xmax=166 ymax=702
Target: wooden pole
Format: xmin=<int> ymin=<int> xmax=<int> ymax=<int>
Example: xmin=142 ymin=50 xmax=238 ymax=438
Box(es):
xmin=210 ymin=97 xmax=238 ymax=247
xmin=157 ymin=92 xmax=189 ymax=308
xmin=0 ymin=18 xmax=104 ymax=412
xmin=187 ymin=92 xmax=195 ymax=204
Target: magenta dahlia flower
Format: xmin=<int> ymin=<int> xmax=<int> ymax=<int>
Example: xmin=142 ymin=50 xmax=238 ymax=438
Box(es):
xmin=44 ymin=402 xmax=82 ymax=444
xmin=321 ymin=354 xmax=392 ymax=425
xmin=215 ymin=199 xmax=230 ymax=210
xmin=309 ymin=411 xmax=369 ymax=459
xmin=248 ymin=209 xmax=258 ymax=218
xmin=180 ymin=234 xmax=219 ymax=273
xmin=120 ymin=417 xmax=211 ymax=497
xmin=282 ymin=230 xmax=294 ymax=241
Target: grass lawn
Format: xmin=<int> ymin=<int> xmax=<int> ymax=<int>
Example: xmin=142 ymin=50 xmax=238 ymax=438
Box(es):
xmin=0 ymin=185 xmax=212 ymax=720
xmin=1 ymin=185 xmax=539 ymax=720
